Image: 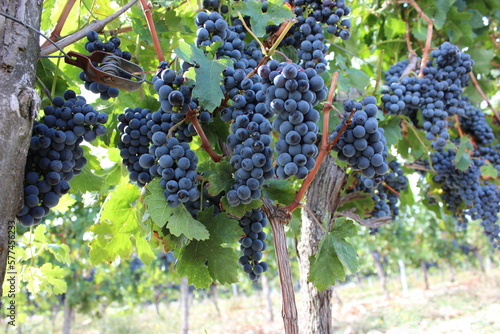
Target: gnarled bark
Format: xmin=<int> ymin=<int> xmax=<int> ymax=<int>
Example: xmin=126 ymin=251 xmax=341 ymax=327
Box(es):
xmin=297 ymin=154 xmax=346 ymax=334
xmin=0 ymin=0 xmax=42 ymax=297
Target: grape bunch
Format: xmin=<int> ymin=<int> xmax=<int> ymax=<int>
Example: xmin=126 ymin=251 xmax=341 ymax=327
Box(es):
xmin=117 ymin=107 xmax=152 ymax=187
xmin=381 ymin=42 xmax=474 ymax=150
xmin=79 ymin=31 xmax=132 ymax=100
xmin=382 ymin=160 xmax=408 ymax=218
xmin=17 ymin=90 xmax=108 ymax=226
xmin=146 ymin=137 xmax=200 ymax=208
xmin=430 ymin=149 xmax=500 ymax=249
xmin=331 ymin=96 xmax=389 ymax=188
xmin=267 ymin=0 xmax=351 ymax=73
xmin=153 ymin=67 xmax=195 ymax=117
xmin=195 ymin=11 xmax=230 ymax=48
xmin=459 ymin=99 xmax=495 ymax=145
xmin=262 ymin=61 xmax=326 ymax=180
xmin=238 ymin=209 xmax=269 ymax=281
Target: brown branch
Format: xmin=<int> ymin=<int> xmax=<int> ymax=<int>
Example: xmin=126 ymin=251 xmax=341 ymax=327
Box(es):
xmin=336 ymin=191 xmax=372 ymax=209
xmin=454 ymin=114 xmax=464 ymax=138
xmin=323 ymin=72 xmax=338 ymax=148
xmin=188 ymin=110 xmax=223 ymax=162
xmin=404 ymin=163 xmax=430 ymax=171
xmin=418 ymin=21 xmax=434 ymax=78
xmin=40 ymin=0 xmax=139 ymax=56
xmin=103 ymin=26 xmax=133 ymax=34
xmin=405 ymin=18 xmax=414 ymax=54
xmin=335 ymin=208 xmax=392 ymax=228
xmin=382 ymin=183 xmax=400 ymax=196
xmin=469 ymin=71 xmax=500 ymax=124
xmin=140 ymin=0 xmax=164 ymax=62
xmin=404 ymin=0 xmax=433 ymax=78
xmin=41 ymin=0 xmax=77 ymax=48
xmin=400 ymin=51 xmax=419 ymax=79
xmin=261 ymin=198 xmax=298 ymax=334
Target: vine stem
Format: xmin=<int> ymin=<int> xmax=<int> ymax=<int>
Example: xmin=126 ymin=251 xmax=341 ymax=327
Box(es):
xmin=140 ymin=0 xmax=165 ymax=62
xmin=40 ymin=0 xmax=139 ymax=56
xmin=40 ymin=0 xmax=76 ymax=48
xmin=261 ymin=198 xmax=298 ymax=334
xmin=187 ymin=108 xmax=223 ymax=162
xmin=405 ymin=18 xmax=415 ymax=54
xmin=285 ymin=73 xmax=343 ymax=213
xmin=469 ymin=71 xmax=500 ymax=124
xmin=454 ymin=114 xmax=465 ymax=138
xmin=382 ymin=182 xmax=400 ymax=196
xmin=403 ymin=0 xmax=433 ymax=78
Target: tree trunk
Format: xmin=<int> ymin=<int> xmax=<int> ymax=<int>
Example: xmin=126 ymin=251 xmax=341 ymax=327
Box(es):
xmin=420 ymin=260 xmax=429 ymax=290
xmin=62 ymin=296 xmax=72 ymax=334
xmin=473 ymin=250 xmax=485 ymax=274
xmin=0 ymin=0 xmax=42 ymax=297
xmin=180 ymin=277 xmax=189 ymax=334
xmin=261 ymin=274 xmax=274 ymax=322
xmin=372 ymin=251 xmax=389 ymax=297
xmin=297 ymin=154 xmax=346 ymax=334
xmin=209 ymin=283 xmax=221 ymax=317
xmin=398 ymin=259 xmax=408 ymax=295
xmin=448 ymin=260 xmax=455 ymax=283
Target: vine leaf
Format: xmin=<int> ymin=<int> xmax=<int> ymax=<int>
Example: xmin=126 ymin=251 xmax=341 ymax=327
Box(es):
xmin=454 ymin=136 xmax=473 ymax=171
xmin=174 ymin=41 xmax=225 ymax=112
xmin=262 ymin=179 xmax=296 ymax=206
xmin=308 ymin=218 xmax=359 ymax=291
xmin=89 ymin=184 xmax=155 ymax=266
xmin=234 ymin=0 xmax=294 ymax=37
xmin=175 ymin=207 xmax=240 ymax=288
xmin=207 ymin=159 xmax=233 ymax=196
xmin=145 ymin=179 xmax=209 ymax=240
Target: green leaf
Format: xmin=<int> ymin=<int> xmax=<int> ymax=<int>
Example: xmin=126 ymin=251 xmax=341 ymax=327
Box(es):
xmin=174 ymin=41 xmax=226 ymax=112
xmin=234 ymin=0 xmax=294 ymax=37
xmin=167 ymin=204 xmax=210 ymax=240
xmin=432 ymin=0 xmax=455 ymax=29
xmin=344 ymin=68 xmax=370 ymax=92
xmin=382 ymin=115 xmax=403 ymax=147
xmin=175 ymin=207 xmax=240 ymax=288
xmin=308 ymin=218 xmax=359 ymax=291
xmin=262 ymin=179 xmax=296 ymax=206
xmin=145 ymin=179 xmax=174 ymax=228
xmin=481 ymin=162 xmax=499 ymax=179
xmin=145 ymin=179 xmax=209 ymax=240
xmin=207 ymin=159 xmax=233 ymax=196
xmin=89 ymin=184 xmax=142 ymax=264
xmin=454 ymin=136 xmax=473 ymax=171
xmin=221 ymin=197 xmax=263 ymax=218
xmin=308 ymin=234 xmax=345 ymax=291
xmin=46 ymin=244 xmax=71 ymax=265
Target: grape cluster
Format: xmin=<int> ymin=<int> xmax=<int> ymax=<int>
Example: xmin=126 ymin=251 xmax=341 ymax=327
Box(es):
xmin=431 ymin=149 xmax=500 ymax=249
xmin=331 ymin=96 xmax=389 ymax=188
xmin=381 ymin=42 xmax=474 ymax=150
xmin=17 ymin=90 xmax=108 ymax=226
xmin=226 ymin=112 xmax=274 ymax=206
xmin=79 ymin=31 xmax=132 ymax=100
xmin=146 ymin=137 xmax=200 ymax=208
xmin=153 ymin=67 xmax=193 ymax=116
xmin=195 ymin=11 xmax=230 ymax=47
xmin=382 ymin=160 xmax=408 ymax=217
xmin=268 ymin=0 xmax=351 ymax=73
xmin=201 ymin=0 xmax=228 ymax=13
xmin=117 ymin=107 xmax=152 ymax=187
xmin=459 ymin=99 xmax=494 ymax=145
xmin=238 ymin=209 xmax=269 ymax=280
xmin=263 ymin=61 xmax=325 ymax=179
